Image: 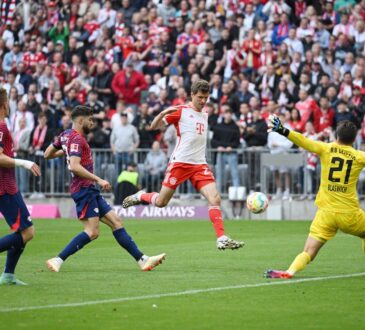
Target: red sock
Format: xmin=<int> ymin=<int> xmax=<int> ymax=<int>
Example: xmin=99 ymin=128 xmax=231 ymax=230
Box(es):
xmin=208 ymin=206 xmax=225 ymax=238
xmin=140 ymin=192 xmax=159 ymax=205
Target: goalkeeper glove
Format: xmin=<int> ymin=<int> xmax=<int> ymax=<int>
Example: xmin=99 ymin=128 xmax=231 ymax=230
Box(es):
xmin=267 ymin=114 xmax=290 ymax=137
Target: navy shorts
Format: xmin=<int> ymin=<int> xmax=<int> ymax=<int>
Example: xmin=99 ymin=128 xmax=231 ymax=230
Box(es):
xmin=71 ymin=186 xmax=112 ymax=220
xmin=0 ymin=192 xmax=33 ymax=231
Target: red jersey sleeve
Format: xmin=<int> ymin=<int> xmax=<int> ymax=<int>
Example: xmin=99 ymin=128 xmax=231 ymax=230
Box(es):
xmin=164 ymin=108 xmax=182 ymax=125
xmin=68 ymin=135 xmax=83 ymax=158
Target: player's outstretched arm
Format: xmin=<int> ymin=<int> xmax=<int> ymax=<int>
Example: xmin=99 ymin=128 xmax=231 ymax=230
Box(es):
xmin=44 ymin=144 xmax=65 ymax=159
xmin=0 ymin=148 xmax=41 ymax=176
xmin=150 ymin=107 xmax=178 ymax=130
xmin=268 ymin=115 xmax=326 ymax=155
xmin=69 ymin=156 xmax=111 ymax=191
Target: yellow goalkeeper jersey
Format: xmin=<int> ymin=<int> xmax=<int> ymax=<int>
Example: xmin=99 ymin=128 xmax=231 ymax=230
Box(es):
xmin=288 ymin=131 xmax=365 ymax=213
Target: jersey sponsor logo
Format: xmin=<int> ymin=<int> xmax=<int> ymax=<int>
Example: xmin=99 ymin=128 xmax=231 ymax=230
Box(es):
xmin=196 ymin=122 xmax=205 ymax=135
xmin=0 ymin=132 xmax=3 ymax=142
xmin=169 ymin=177 xmax=177 ymax=185
xmin=70 ymin=143 xmax=79 ymax=152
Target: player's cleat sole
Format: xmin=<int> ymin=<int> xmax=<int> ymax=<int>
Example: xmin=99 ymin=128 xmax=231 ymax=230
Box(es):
xmin=122 ymin=191 xmax=144 ymax=209
xmin=46 ymin=257 xmax=63 ymax=272
xmin=0 ymin=273 xmax=27 ymax=286
xmin=265 ymin=269 xmax=293 ymax=279
xmin=140 ymin=253 xmax=166 ymax=271
xmin=217 ymin=238 xmax=245 ymax=250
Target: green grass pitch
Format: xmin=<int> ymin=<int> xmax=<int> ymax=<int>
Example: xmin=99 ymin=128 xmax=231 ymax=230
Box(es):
xmin=0 ymin=219 xmax=364 ymax=330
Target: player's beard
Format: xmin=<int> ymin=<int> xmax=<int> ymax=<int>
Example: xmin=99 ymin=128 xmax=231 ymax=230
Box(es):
xmin=83 ymin=125 xmax=91 ymax=135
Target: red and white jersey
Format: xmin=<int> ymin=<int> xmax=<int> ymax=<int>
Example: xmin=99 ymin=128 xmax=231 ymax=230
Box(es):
xmin=163 ymin=103 xmax=208 ymax=164
xmin=23 ymin=51 xmax=46 ymax=69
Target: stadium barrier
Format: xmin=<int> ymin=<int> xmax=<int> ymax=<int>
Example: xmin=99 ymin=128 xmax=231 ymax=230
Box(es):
xmin=17 ymin=148 xmax=365 ymax=199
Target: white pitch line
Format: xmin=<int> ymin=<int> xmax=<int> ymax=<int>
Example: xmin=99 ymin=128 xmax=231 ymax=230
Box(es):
xmin=1 ymin=272 xmax=364 ymax=313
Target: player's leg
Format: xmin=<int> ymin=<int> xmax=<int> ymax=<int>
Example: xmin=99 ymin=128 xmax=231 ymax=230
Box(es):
xmin=122 ymin=163 xmax=187 ymax=208
xmin=266 ymin=209 xmax=335 ymax=279
xmin=100 ymin=208 xmax=166 ymax=271
xmin=336 ymin=208 xmax=365 ymax=254
xmin=0 ymin=193 xmax=34 ymax=285
xmin=46 ymin=217 xmax=99 ymax=272
xmin=46 ymin=189 xmax=101 ymax=272
xmin=199 ymin=181 xmax=244 ymax=250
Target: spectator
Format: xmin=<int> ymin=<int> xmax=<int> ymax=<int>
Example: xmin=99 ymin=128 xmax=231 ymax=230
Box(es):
xmin=110 ymin=112 xmax=140 ymax=177
xmin=112 ymin=63 xmax=148 ymax=111
xmin=2 ymin=41 xmax=23 ymax=74
xmin=268 ymin=112 xmax=293 ymax=200
xmin=98 ymin=1 xmax=117 ymax=29
xmin=211 ymin=108 xmax=241 ymax=193
xmin=243 ymin=109 xmax=268 ymax=147
xmin=334 ymin=100 xmax=359 ymax=128
xmin=132 ymin=103 xmax=156 ymax=149
xmin=48 ymin=21 xmax=69 ymax=50
xmin=12 ymin=117 xmax=31 ymax=193
xmin=157 ymin=0 xmax=176 ymax=26
xmin=15 ymin=62 xmax=33 ymax=95
xmin=294 ymin=89 xmax=319 ymax=132
xmin=143 ymin=141 xmax=167 ymax=191
xmin=85 ymin=90 xmax=105 ymax=126
xmin=272 ymin=13 xmax=291 ymax=48
xmin=313 ymin=96 xmax=335 ymax=133
xmin=26 ymin=91 xmax=41 ymax=120
xmin=29 ymin=113 xmax=54 ymax=196
xmin=3 ymin=72 xmax=24 ymax=96
xmin=11 ymin=100 xmax=35 ymax=134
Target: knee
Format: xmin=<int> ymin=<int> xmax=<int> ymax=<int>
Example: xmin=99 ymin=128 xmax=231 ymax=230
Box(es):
xmin=87 ymin=228 xmax=100 ymax=240
xmin=21 ymin=226 xmax=35 ymax=243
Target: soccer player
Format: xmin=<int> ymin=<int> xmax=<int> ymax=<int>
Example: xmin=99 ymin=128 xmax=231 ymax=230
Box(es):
xmin=265 ymin=115 xmax=365 ymax=278
xmin=44 ymin=106 xmax=166 ymax=272
xmin=123 ymin=80 xmax=244 ymax=250
xmin=0 ymin=88 xmax=41 ymax=285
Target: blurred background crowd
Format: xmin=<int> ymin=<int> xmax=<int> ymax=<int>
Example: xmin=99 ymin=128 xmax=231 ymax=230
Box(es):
xmin=1 ymin=0 xmax=365 ymax=199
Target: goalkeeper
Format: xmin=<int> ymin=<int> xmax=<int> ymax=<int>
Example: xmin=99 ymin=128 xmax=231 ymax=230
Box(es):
xmin=265 ymin=115 xmax=365 ymax=278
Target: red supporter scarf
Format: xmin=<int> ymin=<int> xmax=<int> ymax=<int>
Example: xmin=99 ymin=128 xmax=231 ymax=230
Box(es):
xmin=32 ymin=125 xmax=47 ymax=148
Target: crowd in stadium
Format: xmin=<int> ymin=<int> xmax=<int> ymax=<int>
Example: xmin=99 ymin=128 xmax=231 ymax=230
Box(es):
xmin=1 ymin=0 xmax=364 ymax=197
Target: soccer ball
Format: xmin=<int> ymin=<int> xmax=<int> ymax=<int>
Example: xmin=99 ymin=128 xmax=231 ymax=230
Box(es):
xmin=246 ymin=192 xmax=269 ymax=214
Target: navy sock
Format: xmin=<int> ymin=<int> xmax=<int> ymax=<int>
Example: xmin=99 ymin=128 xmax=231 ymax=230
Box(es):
xmin=0 ymin=232 xmax=24 ymax=253
xmin=58 ymin=232 xmax=92 ymax=261
xmin=4 ymin=246 xmax=25 ymax=274
xmin=113 ymin=228 xmax=143 ymax=261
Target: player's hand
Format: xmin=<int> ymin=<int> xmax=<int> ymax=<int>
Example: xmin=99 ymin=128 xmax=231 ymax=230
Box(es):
xmin=30 ymin=163 xmax=41 ymax=177
xmin=97 ymin=179 xmax=112 ymax=192
xmin=267 ymin=114 xmax=290 ymax=136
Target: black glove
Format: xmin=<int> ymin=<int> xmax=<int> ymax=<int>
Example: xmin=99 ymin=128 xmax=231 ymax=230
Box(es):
xmin=267 ymin=115 xmax=290 ymax=137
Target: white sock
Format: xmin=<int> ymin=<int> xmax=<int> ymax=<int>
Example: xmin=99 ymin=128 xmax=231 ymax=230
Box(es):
xmin=137 ymin=255 xmax=148 ymax=265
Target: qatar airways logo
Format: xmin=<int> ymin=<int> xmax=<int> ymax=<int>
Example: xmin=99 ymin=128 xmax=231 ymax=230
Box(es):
xmin=196 ymin=122 xmax=205 ymax=135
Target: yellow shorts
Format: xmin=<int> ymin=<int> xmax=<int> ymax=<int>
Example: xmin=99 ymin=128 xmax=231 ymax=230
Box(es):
xmin=310 ymin=209 xmax=365 ymax=242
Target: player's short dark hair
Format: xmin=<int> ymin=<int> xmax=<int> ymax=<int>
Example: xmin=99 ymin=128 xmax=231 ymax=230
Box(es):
xmin=336 ymin=120 xmax=357 ymax=145
xmin=71 ymin=105 xmax=93 ymax=120
xmin=191 ymin=79 xmax=210 ymax=95
xmin=0 ymin=88 xmax=8 ymax=106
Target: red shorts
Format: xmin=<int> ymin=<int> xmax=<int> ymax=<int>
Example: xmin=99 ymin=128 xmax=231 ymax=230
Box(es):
xmin=162 ymin=162 xmax=215 ymax=191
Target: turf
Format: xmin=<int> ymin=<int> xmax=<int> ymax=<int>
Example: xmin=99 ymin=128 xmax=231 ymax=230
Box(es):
xmin=0 ymin=219 xmax=364 ymax=330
